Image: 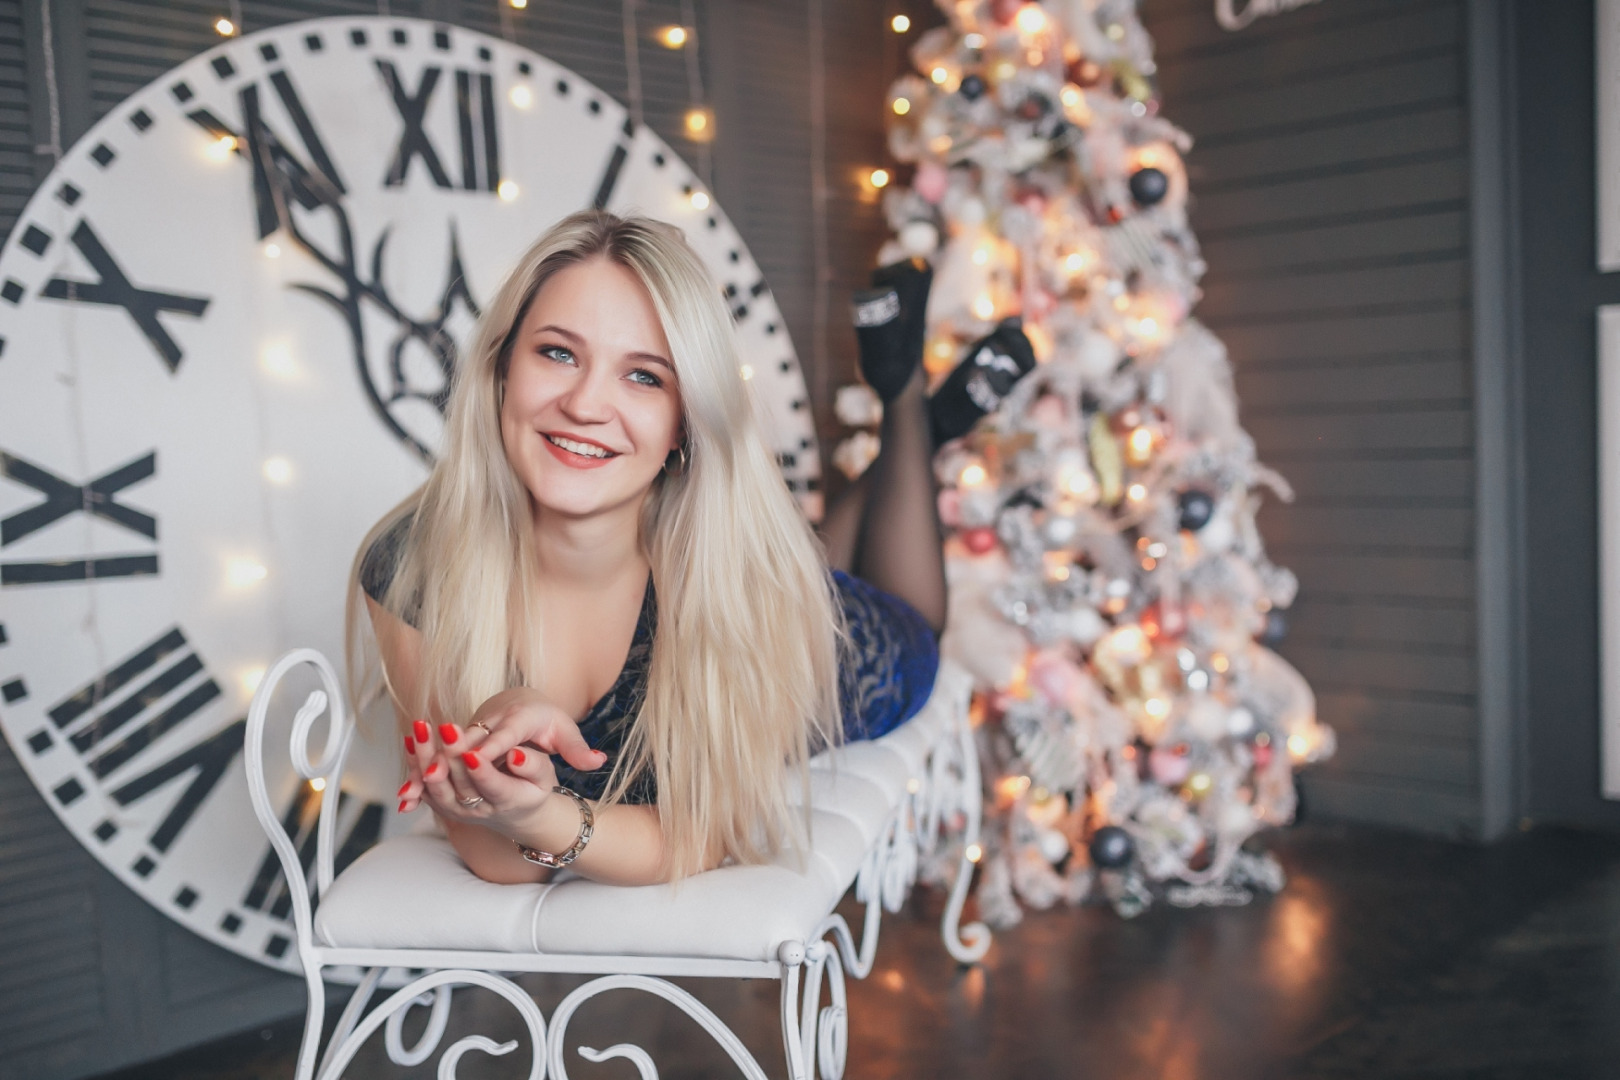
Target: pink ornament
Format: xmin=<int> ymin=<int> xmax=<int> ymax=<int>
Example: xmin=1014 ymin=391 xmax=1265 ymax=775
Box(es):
xmin=914 ymin=161 xmax=948 ymax=204
xmin=938 ymin=488 xmax=964 ymax=527
xmin=1149 ymin=746 xmax=1192 ymax=787
xmin=962 ymin=527 xmax=999 ymax=554
xmin=1028 ymin=394 xmax=1067 ymax=430
xmin=1028 ymin=650 xmax=1087 ymax=708
xmin=1252 ymin=744 xmax=1273 ymax=769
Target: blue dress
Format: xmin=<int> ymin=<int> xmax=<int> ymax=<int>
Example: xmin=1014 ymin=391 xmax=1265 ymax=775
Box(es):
xmin=361 ymin=523 xmax=940 ymax=804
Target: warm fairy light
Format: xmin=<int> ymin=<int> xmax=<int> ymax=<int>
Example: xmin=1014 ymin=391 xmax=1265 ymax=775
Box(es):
xmin=509 ymin=84 xmax=533 ymax=109
xmin=1113 ymin=294 xmax=1132 ymax=312
xmin=240 ymin=666 xmax=265 ymax=695
xmin=892 ymin=96 xmax=912 ymax=115
xmin=309 ymin=777 xmax=327 ymax=792
xmin=930 ymin=66 xmax=949 ymax=84
xmin=869 ymin=168 xmax=891 ymax=189
xmin=214 ymin=16 xmax=237 ymax=36
xmin=263 ymin=241 xmax=281 ymax=258
xmin=262 ymin=457 xmax=293 ymax=485
xmin=1060 ymin=84 xmax=1083 ymax=108
xmin=226 ymin=559 xmax=268 ymax=588
xmin=657 ymin=25 xmax=689 ymax=48
xmin=1127 ymin=426 xmax=1154 ymax=459
xmin=996 ymin=775 xmax=1032 ymax=804
xmin=972 ymin=246 xmax=990 ymax=266
xmin=1287 ymin=733 xmax=1312 ymax=760
xmin=1015 ymin=4 xmax=1047 ymax=35
xmin=690 ymin=190 xmax=711 ymax=210
xmin=965 ymin=843 xmax=984 ymax=863
xmin=1144 ymin=697 xmax=1170 ymax=719
xmin=1064 ymin=250 xmax=1090 ymax=274
xmin=964 ymin=32 xmax=986 ymax=49
xmin=972 ymin=294 xmax=996 ymax=320
xmin=926 ymin=338 xmax=956 ymax=375
xmin=497 ymin=179 xmax=520 ymax=201
xmin=738 ymin=364 xmax=754 ymax=381
xmin=891 ymin=14 xmax=911 ymax=32
xmin=958 ymin=462 xmax=988 ymax=488
xmin=509 ymin=0 xmax=528 ymax=8
xmin=993 ymin=60 xmax=1017 ymax=83
xmin=1137 ymin=316 xmax=1163 ymax=341
xmin=206 ymin=134 xmax=237 ymax=161
xmin=907 ymin=777 xmax=921 ymax=794
xmin=1142 ymin=556 xmax=1157 ymax=571
xmin=1211 ymin=652 xmax=1230 ymax=673
xmin=1187 ymin=772 xmax=1212 ymax=794
xmin=684 ymin=107 xmax=715 ymax=142
xmin=1127 ymin=482 xmax=1148 ymax=502
xmin=260 ymin=343 xmax=296 ymax=379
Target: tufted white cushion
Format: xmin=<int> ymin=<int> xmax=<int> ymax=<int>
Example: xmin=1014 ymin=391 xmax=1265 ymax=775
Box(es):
xmin=313 ymin=701 xmax=943 ymax=962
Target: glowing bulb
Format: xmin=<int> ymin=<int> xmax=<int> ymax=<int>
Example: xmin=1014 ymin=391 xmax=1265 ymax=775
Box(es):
xmin=1144 ymin=697 xmax=1170 ymax=719
xmin=738 ymin=364 xmax=754 ymax=381
xmin=205 ymin=134 xmax=237 ymax=162
xmin=972 ymin=246 xmax=990 ymax=266
xmin=891 ymin=14 xmax=911 ymax=32
xmin=1187 ymin=772 xmax=1212 ymax=793
xmin=260 ymin=343 xmax=296 ymax=379
xmin=684 ymin=107 xmax=714 ymax=141
xmin=310 ymin=777 xmax=327 ymax=792
xmin=1128 ymin=426 xmax=1154 ymax=459
xmin=892 ymin=97 xmax=912 ymax=115
xmin=1137 ymin=316 xmax=1161 ymax=339
xmin=240 ymin=667 xmax=266 ymax=695
xmin=1127 ymin=482 xmax=1148 ymax=502
xmin=689 ymin=190 xmax=711 ymax=210
xmin=262 ymin=456 xmax=293 ymax=485
xmin=497 ymin=178 xmax=520 ymax=201
xmin=906 ymin=777 xmax=921 ymax=794
xmin=214 ymin=16 xmax=236 ymax=36
xmin=1015 ymin=4 xmax=1047 ymax=34
xmin=226 ymin=559 xmax=268 ymax=588
xmin=1287 ymin=733 xmax=1311 ymax=759
xmin=262 ymin=241 xmax=281 ymax=259
xmin=965 ymin=843 xmax=984 ymax=863
xmin=1211 ymin=652 xmax=1230 ymax=673
xmin=658 ymin=25 xmax=689 ymax=48
xmin=509 ymin=84 xmax=533 ymax=109
xmin=958 ymin=463 xmax=988 ymax=488
xmin=1060 ymin=84 xmax=1083 ymax=108
xmin=869 ymin=168 xmax=891 ymax=189
xmin=972 ymin=294 xmax=996 ymax=320
xmin=1065 ymin=251 xmax=1087 ymax=273
xmin=964 ymin=33 xmax=986 ymax=49
xmin=509 ymin=0 xmax=528 ymax=9
xmin=930 ymin=66 xmax=949 ymax=84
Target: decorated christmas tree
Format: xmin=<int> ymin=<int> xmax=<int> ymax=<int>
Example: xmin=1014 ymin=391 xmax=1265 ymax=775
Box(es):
xmin=836 ymin=0 xmax=1336 ymax=919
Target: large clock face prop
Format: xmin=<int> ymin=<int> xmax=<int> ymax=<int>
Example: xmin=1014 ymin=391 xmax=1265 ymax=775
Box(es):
xmin=0 ymin=16 xmax=819 ymax=972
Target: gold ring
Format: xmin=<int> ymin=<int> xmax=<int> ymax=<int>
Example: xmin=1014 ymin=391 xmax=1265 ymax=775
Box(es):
xmin=458 ymin=795 xmax=485 ymax=807
xmin=470 ymin=720 xmax=492 ymax=736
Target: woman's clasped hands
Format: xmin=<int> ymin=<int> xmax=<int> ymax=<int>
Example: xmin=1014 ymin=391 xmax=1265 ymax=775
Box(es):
xmin=396 ymin=688 xmax=608 ymax=833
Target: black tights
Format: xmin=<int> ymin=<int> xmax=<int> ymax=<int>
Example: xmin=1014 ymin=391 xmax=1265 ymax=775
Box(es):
xmin=818 ymin=368 xmax=947 ymax=633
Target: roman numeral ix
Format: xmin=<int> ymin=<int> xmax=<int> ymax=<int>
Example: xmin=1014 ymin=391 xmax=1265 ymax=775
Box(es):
xmin=1 ymin=450 xmax=158 ymax=586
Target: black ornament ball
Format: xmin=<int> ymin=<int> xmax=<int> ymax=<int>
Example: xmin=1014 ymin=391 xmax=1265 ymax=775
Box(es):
xmin=1129 ymin=166 xmax=1169 ymax=206
xmin=1088 ymin=825 xmax=1135 ymax=870
xmin=1260 ymin=608 xmax=1289 ymax=646
xmin=1177 ymin=490 xmax=1215 ymax=532
xmin=959 ymin=73 xmax=987 ymax=101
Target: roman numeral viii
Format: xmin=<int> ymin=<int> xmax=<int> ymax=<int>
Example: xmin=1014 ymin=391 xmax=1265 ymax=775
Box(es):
xmin=40 ymin=627 xmax=239 ymax=864
xmin=1 ymin=450 xmax=158 ymax=587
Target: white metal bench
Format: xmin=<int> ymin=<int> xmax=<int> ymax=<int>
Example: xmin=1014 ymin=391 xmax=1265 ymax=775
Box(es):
xmin=245 ymin=650 xmax=990 ymax=1080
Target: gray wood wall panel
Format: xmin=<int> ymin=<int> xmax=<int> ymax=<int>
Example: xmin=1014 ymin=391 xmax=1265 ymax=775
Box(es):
xmin=1141 ymin=0 xmax=1481 ymax=836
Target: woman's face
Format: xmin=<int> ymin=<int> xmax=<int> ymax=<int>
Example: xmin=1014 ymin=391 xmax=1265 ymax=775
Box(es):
xmin=500 ymin=256 xmax=683 ymax=523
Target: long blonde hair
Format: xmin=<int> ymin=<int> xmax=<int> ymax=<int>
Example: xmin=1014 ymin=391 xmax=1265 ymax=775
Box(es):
xmin=347 ymin=210 xmax=843 ymax=877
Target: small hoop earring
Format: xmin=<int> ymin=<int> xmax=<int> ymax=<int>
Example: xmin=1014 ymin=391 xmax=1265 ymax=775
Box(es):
xmin=665 ymin=443 xmax=689 ymax=476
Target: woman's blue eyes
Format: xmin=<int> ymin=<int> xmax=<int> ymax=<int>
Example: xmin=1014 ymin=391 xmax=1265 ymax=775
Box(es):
xmin=539 ymin=345 xmax=662 ymax=388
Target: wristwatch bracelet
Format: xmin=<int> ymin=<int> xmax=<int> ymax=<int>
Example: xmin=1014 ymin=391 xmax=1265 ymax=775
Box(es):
xmin=514 ymin=786 xmax=595 ymax=868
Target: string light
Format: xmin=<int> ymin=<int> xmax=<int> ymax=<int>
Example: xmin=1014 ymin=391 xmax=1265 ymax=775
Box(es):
xmin=965 ymin=843 xmax=984 ymax=863
xmin=684 ymin=106 xmax=714 ymax=142
xmin=262 ymin=457 xmax=293 ymax=485
xmin=958 ymin=462 xmax=988 ymax=488
xmin=509 ymin=84 xmax=533 ymax=109
xmin=738 ymin=364 xmax=754 ymax=380
xmin=1144 ymin=697 xmax=1170 ymax=719
xmin=262 ymin=240 xmax=281 ymax=259
xmin=891 ymin=14 xmax=911 ymax=32
xmin=869 ymin=168 xmax=890 ymax=189
xmin=260 ymin=343 xmax=296 ymax=380
xmin=930 ymin=66 xmax=948 ymax=84
xmin=205 ymin=134 xmax=236 ymax=162
xmin=226 ymin=559 xmax=268 ymax=588
xmin=309 ymin=777 xmax=328 ymax=792
xmin=240 ymin=667 xmax=265 ymax=695
xmin=509 ymin=0 xmax=528 ymax=8
xmin=657 ymin=25 xmax=689 ymax=48
xmin=892 ymin=96 xmax=911 ymax=115
xmin=497 ymin=178 xmax=520 ymax=201
xmin=1126 ymin=482 xmax=1148 ymax=502
xmin=972 ymin=294 xmax=996 ymax=320
xmin=689 ymin=189 xmax=710 ymax=210
xmin=972 ymin=246 xmax=990 ymax=266
xmin=1015 ymin=4 xmax=1047 ymax=34
xmin=214 ymin=16 xmax=237 ymax=36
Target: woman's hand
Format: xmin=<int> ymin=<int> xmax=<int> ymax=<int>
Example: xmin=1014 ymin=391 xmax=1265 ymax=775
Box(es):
xmin=397 ymin=689 xmax=607 ymax=834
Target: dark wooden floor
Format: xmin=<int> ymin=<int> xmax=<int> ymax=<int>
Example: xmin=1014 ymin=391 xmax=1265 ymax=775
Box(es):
xmin=95 ymin=823 xmax=1620 ymax=1079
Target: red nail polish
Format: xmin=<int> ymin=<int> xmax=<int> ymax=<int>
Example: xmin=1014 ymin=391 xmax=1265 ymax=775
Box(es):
xmin=425 ymin=762 xmax=442 ymax=780
xmin=404 ymin=735 xmax=415 ymax=755
xmin=510 ymin=748 xmax=526 ymax=767
xmin=439 ymin=723 xmax=460 ymax=744
xmin=414 ymin=720 xmax=431 ymax=743
xmin=397 ymin=780 xmax=411 ymax=797
xmin=398 ymin=800 xmax=409 ymax=813
xmin=461 ymin=751 xmax=480 ymax=769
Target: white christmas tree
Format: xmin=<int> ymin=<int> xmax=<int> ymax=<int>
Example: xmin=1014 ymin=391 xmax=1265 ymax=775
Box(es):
xmin=839 ymin=0 xmax=1336 ymax=920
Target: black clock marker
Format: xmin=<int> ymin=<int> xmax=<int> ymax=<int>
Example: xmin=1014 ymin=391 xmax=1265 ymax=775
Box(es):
xmin=242 ymin=782 xmax=383 ymax=922
xmin=40 ymin=223 xmax=209 ymax=373
xmin=1 ymin=450 xmax=156 ymax=545
xmin=111 ymin=717 xmax=245 ymax=854
xmin=378 ymin=61 xmax=452 ymax=188
xmin=593 ymin=142 xmax=629 ymax=210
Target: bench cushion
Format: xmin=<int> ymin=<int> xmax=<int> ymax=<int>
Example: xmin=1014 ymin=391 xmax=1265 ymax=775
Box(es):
xmin=313 ymin=663 xmax=966 ymax=962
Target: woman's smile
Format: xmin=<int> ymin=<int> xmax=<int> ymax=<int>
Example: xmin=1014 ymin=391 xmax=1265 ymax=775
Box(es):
xmin=542 ymin=431 xmax=619 ymax=467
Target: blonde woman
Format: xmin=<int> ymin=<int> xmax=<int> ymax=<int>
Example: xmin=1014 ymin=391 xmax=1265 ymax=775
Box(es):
xmin=355 ymin=209 xmax=960 ymax=887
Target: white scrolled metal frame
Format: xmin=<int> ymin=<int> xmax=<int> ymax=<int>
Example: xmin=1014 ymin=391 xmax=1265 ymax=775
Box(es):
xmin=244 ymin=650 xmax=989 ymax=1080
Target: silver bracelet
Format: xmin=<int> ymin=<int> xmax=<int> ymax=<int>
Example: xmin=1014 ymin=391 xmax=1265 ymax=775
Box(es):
xmin=514 ymin=786 xmax=595 ymax=868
